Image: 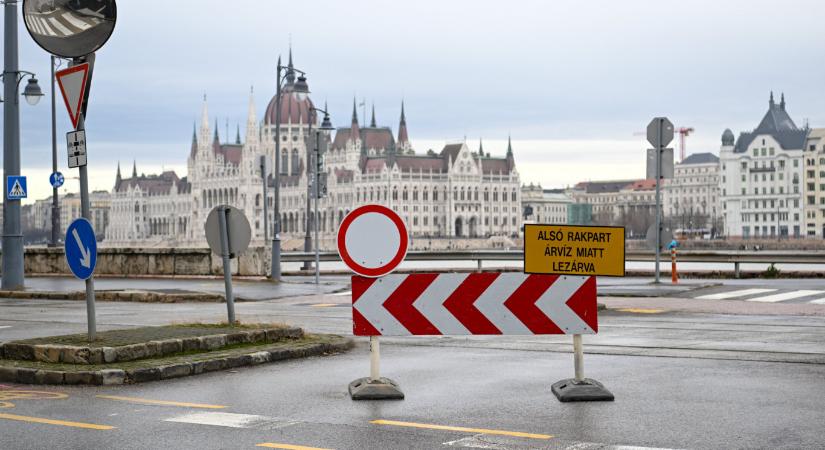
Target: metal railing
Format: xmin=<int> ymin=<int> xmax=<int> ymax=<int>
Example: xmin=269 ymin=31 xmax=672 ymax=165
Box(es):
xmin=281 ymin=249 xmax=825 ymax=277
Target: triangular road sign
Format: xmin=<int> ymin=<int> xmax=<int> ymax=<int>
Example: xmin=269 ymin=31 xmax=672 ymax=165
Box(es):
xmin=56 ymin=63 xmax=90 ymax=129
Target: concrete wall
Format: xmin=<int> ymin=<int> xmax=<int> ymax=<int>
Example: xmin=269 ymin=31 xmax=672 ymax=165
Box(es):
xmin=0 ymin=247 xmax=270 ymax=277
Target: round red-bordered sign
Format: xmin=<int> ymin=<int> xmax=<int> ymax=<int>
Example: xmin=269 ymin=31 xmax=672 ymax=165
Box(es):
xmin=337 ymin=204 xmax=408 ymax=278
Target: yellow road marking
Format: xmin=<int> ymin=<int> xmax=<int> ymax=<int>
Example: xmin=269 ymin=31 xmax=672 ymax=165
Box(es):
xmin=256 ymin=443 xmax=333 ymax=450
xmin=310 ymin=303 xmax=337 ymax=308
xmin=96 ymin=395 xmax=226 ymax=409
xmin=0 ymin=412 xmax=114 ymax=430
xmin=370 ymin=419 xmax=552 ymax=440
xmin=617 ymin=308 xmax=665 ymax=314
xmin=0 ymin=390 xmax=68 ymax=409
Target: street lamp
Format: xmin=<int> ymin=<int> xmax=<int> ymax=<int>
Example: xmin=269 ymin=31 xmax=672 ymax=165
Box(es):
xmin=269 ymin=56 xmax=308 ymax=281
xmin=2 ymin=0 xmax=43 ymax=290
xmin=307 ymin=103 xmax=333 ymax=284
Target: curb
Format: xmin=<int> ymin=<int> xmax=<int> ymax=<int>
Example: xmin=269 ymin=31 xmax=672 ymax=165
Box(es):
xmin=0 ymin=338 xmax=354 ymax=385
xmin=0 ymin=290 xmax=248 ymax=303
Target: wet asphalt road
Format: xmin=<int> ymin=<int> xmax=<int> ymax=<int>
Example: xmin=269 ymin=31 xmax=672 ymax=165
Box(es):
xmin=1 ymin=279 xmax=825 ymax=449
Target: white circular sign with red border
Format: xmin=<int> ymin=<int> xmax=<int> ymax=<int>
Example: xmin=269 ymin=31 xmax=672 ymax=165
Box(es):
xmin=337 ymin=204 xmax=408 ymax=278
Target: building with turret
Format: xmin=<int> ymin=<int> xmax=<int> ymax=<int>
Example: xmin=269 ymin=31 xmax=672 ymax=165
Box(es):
xmin=105 ymin=50 xmax=521 ymax=248
xmin=719 ymin=93 xmax=809 ymax=238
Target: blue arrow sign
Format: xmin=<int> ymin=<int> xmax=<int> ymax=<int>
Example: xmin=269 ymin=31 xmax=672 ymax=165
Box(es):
xmin=6 ymin=176 xmax=27 ymax=200
xmin=50 ymin=172 xmax=65 ymax=189
xmin=65 ymin=218 xmax=97 ymax=280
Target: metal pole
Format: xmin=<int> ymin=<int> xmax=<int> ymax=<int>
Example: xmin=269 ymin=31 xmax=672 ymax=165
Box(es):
xmin=75 ymin=113 xmax=97 ymax=341
xmin=573 ymin=334 xmax=584 ymax=382
xmin=370 ymin=335 xmax=380 ymax=381
xmin=314 ymin=130 xmax=320 ymax=285
xmin=2 ymin=0 xmax=25 ymax=290
xmin=50 ymin=55 xmax=59 ymax=247
xmin=303 ymin=117 xmax=313 ymax=270
xmin=218 ymin=206 xmax=236 ymax=325
xmin=270 ymin=62 xmax=282 ymax=281
xmin=654 ymin=119 xmax=662 ymax=283
xmin=261 ymin=157 xmax=268 ymax=241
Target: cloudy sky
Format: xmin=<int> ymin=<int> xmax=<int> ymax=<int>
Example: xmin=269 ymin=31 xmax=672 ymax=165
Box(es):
xmin=6 ymin=0 xmax=825 ymax=202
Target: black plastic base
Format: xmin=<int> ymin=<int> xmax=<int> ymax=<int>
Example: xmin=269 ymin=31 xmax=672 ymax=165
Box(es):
xmin=552 ymin=378 xmax=614 ymax=402
xmin=349 ymin=377 xmax=405 ymax=400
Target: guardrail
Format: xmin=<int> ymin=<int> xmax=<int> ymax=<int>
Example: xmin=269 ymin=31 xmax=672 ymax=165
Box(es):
xmin=281 ymin=250 xmax=825 ymax=278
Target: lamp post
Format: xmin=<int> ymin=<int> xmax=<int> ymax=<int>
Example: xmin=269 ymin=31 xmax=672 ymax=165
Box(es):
xmin=270 ymin=57 xmax=308 ymax=281
xmin=3 ymin=0 xmax=44 ymax=290
xmin=308 ymin=104 xmax=333 ymax=284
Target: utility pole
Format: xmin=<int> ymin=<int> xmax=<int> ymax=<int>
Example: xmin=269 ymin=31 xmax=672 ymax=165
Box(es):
xmin=50 ymin=55 xmax=60 ymax=247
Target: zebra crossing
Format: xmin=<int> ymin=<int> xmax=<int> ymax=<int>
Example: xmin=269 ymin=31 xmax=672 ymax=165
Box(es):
xmin=694 ymin=287 xmax=825 ymax=304
xmin=24 ymin=11 xmax=97 ymax=38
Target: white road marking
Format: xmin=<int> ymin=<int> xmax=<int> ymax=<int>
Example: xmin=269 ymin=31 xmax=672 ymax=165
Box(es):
xmin=61 ymin=12 xmax=92 ymax=30
xmin=696 ymin=288 xmax=776 ymax=300
xmin=164 ymin=412 xmax=298 ymax=429
xmin=0 ymin=326 xmax=11 ymax=330
xmin=747 ymin=290 xmax=825 ymax=303
xmin=331 ymin=291 xmax=351 ymax=296
xmin=47 ymin=17 xmax=72 ymax=36
xmin=810 ymin=298 xmax=825 ymax=305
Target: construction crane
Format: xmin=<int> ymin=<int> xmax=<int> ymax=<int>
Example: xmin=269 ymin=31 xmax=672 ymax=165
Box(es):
xmin=675 ymin=127 xmax=694 ymax=162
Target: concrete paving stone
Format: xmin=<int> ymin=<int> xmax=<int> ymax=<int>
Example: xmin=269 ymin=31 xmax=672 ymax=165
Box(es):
xmin=0 ymin=366 xmax=18 ymax=382
xmin=33 ymin=369 xmax=65 ymax=385
xmin=99 ymin=369 xmax=126 ymax=385
xmin=225 ymin=354 xmax=252 ymax=368
xmin=16 ymin=367 xmax=36 ymax=384
xmin=190 ymin=361 xmax=205 ymax=375
xmin=128 ymin=367 xmax=161 ymax=383
xmin=160 ymin=339 xmax=183 ymax=355
xmin=102 ymin=347 xmax=116 ymax=363
xmin=159 ymin=363 xmax=192 ymax=380
xmin=88 ymin=348 xmax=104 ymax=364
xmin=145 ymin=341 xmax=161 ymax=358
xmin=2 ymin=343 xmax=33 ymax=361
xmin=181 ymin=337 xmax=200 ymax=352
xmin=248 ymin=329 xmax=266 ymax=343
xmin=201 ymin=335 xmax=226 ymax=350
xmin=202 ymin=358 xmax=227 ymax=372
xmin=32 ymin=345 xmax=61 ymax=363
xmin=249 ymin=351 xmax=270 ymax=365
xmin=62 ymin=347 xmax=91 ymax=364
xmin=63 ymin=371 xmax=95 ymax=385
xmin=225 ymin=332 xmax=248 ymax=346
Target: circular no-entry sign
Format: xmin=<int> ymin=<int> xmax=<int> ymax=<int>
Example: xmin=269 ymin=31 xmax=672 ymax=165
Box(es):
xmin=337 ymin=204 xmax=408 ymax=278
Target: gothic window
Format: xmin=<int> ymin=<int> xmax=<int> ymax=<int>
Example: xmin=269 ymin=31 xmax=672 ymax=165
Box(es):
xmin=460 ymin=188 xmax=465 ymax=201
xmin=453 ymin=188 xmax=458 ymax=201
xmin=511 ymin=191 xmax=517 ymax=202
xmin=493 ymin=189 xmax=498 ymax=202
xmin=403 ymin=187 xmax=409 ymax=201
xmin=281 ymin=150 xmax=288 ymax=174
xmin=255 ymin=194 xmax=261 ymax=207
xmin=423 ymin=189 xmax=429 ymax=201
xmin=413 ymin=189 xmax=418 ymax=201
xmin=393 ymin=187 xmax=398 ymax=201
xmin=474 ymin=188 xmax=479 ymax=201
xmin=433 ymin=189 xmax=438 ymax=201
xmin=484 ymin=189 xmax=489 ymax=201
xmin=291 ymin=149 xmax=299 ymax=175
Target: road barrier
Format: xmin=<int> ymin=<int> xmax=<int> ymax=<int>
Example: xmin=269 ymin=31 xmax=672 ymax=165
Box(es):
xmin=671 ymin=248 xmax=678 ymax=284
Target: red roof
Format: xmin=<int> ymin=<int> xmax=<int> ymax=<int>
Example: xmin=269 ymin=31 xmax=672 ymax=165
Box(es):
xmin=215 ymin=144 xmax=242 ymax=165
xmin=263 ymin=86 xmax=316 ymax=125
xmin=395 ymin=156 xmax=445 ymax=172
xmin=627 ymin=179 xmax=657 ymax=191
xmin=481 ymin=158 xmax=510 ymax=174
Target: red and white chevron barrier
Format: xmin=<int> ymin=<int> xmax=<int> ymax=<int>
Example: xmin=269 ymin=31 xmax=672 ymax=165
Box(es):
xmin=352 ymin=273 xmax=597 ymax=336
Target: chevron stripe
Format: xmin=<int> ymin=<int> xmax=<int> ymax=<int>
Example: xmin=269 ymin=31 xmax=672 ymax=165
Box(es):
xmin=352 ymin=273 xmax=598 ymax=336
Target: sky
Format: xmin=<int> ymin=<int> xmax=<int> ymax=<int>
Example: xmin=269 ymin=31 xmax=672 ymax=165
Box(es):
xmin=4 ymin=0 xmax=825 ymax=203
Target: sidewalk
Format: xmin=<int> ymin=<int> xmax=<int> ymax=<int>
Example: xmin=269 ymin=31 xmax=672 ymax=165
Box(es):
xmin=0 ymin=276 xmax=350 ymax=302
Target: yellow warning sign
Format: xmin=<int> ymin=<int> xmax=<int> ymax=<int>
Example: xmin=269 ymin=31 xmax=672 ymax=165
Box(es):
xmin=524 ymin=224 xmax=625 ymax=277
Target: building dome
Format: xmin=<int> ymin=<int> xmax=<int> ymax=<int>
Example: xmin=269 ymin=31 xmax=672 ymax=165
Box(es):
xmin=721 ymin=128 xmax=735 ymax=146
xmin=264 ymin=83 xmax=316 ymax=126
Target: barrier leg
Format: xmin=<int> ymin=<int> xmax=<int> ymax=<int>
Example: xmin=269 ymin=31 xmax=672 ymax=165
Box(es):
xmin=349 ymin=336 xmax=404 ymax=400
xmin=551 ymin=334 xmax=614 ymax=402
xmin=671 ymin=248 xmax=678 ymax=284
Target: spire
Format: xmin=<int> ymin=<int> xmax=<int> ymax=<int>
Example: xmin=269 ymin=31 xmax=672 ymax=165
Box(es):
xmin=478 ymin=138 xmax=484 ymax=155
xmin=132 ymin=160 xmax=137 ymax=178
xmin=769 ymin=91 xmax=775 ymax=107
xmin=116 ymin=161 xmax=121 ymax=180
xmin=213 ymin=119 xmax=219 ymax=142
xmin=780 ymin=92 xmax=786 ymax=111
xmin=397 ymin=100 xmax=409 ymax=146
xmin=286 ymin=46 xmax=295 ymax=85
xmin=235 ymin=124 xmax=241 ymax=144
xmin=370 ymin=102 xmax=376 ymax=127
xmin=246 ymin=86 xmax=258 ymax=143
xmin=350 ymin=97 xmax=360 ymax=142
xmin=190 ymin=121 xmax=198 ymax=157
xmin=507 ymin=134 xmax=513 ymax=156
xmin=199 ymin=94 xmax=210 ymax=145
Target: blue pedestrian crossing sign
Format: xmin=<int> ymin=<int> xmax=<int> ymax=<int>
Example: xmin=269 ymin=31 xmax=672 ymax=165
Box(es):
xmin=50 ymin=172 xmax=65 ymax=189
xmin=65 ymin=218 xmax=97 ymax=280
xmin=6 ymin=176 xmax=27 ymax=200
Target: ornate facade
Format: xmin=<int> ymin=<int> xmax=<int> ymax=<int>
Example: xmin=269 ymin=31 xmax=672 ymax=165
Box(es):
xmin=105 ymin=51 xmax=521 ymax=248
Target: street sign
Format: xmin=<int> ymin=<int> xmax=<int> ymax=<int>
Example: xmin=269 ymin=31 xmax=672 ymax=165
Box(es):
xmin=64 ymin=218 xmax=97 ymax=280
xmin=524 ymin=224 xmax=625 ymax=277
xmin=66 ymin=130 xmax=87 ymax=168
xmin=6 ymin=176 xmax=27 ymax=200
xmin=646 ymin=224 xmax=673 ymax=251
xmin=338 ymin=204 xmax=408 ymax=278
xmin=205 ymin=205 xmax=252 ymax=258
xmin=56 ymin=64 xmax=90 ymax=129
xmin=646 ymin=147 xmax=674 ymax=179
xmin=49 ymin=172 xmax=65 ymax=189
xmin=22 ymin=0 xmax=118 ymax=59
xmin=352 ymin=273 xmax=598 ymax=335
xmin=647 ymin=117 xmax=674 ymax=148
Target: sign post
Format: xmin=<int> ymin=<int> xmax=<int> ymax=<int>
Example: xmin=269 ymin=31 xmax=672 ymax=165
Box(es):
xmin=205 ymin=205 xmax=252 ymax=325
xmin=338 ymin=204 xmax=408 ymax=400
xmin=24 ymin=0 xmax=117 ymax=341
xmin=647 ymin=117 xmax=674 ymax=284
xmin=64 ymin=218 xmax=97 ymax=340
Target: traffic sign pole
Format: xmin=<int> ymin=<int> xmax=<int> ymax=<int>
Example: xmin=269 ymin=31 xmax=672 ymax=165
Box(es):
xmin=218 ymin=206 xmax=236 ymax=325
xmin=76 ymin=112 xmax=97 ymax=341
xmin=655 ymin=119 xmax=662 ymax=284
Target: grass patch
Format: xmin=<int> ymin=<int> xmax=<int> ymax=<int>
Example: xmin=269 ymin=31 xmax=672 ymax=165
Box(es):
xmin=0 ymin=334 xmax=346 ymax=373
xmin=10 ymin=322 xmax=290 ymax=348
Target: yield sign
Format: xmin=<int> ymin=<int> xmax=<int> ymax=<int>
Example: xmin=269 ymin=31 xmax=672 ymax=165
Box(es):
xmin=56 ymin=63 xmax=90 ymax=129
